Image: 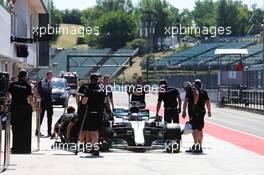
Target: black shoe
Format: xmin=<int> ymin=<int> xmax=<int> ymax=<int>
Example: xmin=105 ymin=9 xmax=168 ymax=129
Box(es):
xmin=92 ymin=150 xmax=100 ymax=156
xmin=86 ymin=148 xmax=94 ymax=154
xmin=50 ymin=133 xmax=56 ymax=139
xmin=193 ymin=144 xmax=203 ymax=153
xmin=193 ymin=148 xmax=203 ymax=153
xmin=185 ymin=144 xmax=195 ymax=153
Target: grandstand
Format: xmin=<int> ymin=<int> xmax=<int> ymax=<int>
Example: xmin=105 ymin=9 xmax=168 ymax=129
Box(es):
xmin=202 ymin=42 xmax=253 ymax=67
xmin=149 ymin=43 xmax=221 ymax=68
xmin=203 ymin=43 xmax=263 ymax=67
xmin=29 ymin=48 xmax=111 ymax=79
xmin=237 ymin=44 xmax=263 ymax=66
xmin=28 ymin=48 xmax=137 ymax=80
xmin=96 ymin=48 xmax=136 ymax=77
xmin=144 ymin=42 xmax=263 ymax=70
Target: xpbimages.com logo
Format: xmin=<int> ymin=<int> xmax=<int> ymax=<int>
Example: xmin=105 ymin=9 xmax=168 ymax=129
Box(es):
xmin=99 ymin=83 xmax=166 ymax=95
xmin=165 ymin=24 xmax=232 ymax=37
xmin=32 ymin=24 xmax=100 ymax=38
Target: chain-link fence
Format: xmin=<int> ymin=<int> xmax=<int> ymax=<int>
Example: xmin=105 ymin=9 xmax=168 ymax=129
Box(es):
xmin=163 ymin=70 xmax=264 ymax=90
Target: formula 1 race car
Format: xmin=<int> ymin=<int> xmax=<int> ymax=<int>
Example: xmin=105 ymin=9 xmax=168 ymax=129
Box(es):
xmin=112 ymin=101 xmax=182 ymax=153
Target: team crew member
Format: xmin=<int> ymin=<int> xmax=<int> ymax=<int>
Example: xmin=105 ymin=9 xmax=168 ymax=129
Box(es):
xmin=37 ymin=71 xmax=54 ymax=137
xmin=182 ymin=81 xmax=199 ymax=122
xmin=189 ymin=79 xmax=211 ymax=153
xmin=102 ymin=74 xmax=114 ymax=114
xmin=156 ymin=79 xmax=182 ymax=123
xmin=51 ymin=106 xmax=76 ymax=140
xmin=66 ymin=113 xmax=81 ymax=143
xmin=2 ymin=70 xmax=39 ymax=154
xmin=128 ymin=77 xmax=147 ymax=108
xmin=182 ymin=81 xmax=199 ymax=152
xmin=82 ymin=74 xmax=106 ymax=156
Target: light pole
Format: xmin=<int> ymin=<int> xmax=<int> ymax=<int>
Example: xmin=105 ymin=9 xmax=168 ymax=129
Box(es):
xmin=140 ymin=10 xmax=157 ymax=84
xmin=140 ymin=10 xmax=157 ymax=52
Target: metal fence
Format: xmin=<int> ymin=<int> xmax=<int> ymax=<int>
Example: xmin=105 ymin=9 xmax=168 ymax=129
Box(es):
xmin=164 ymin=70 xmax=264 ymax=90
xmin=243 ymin=70 xmax=264 ymax=89
xmin=218 ymin=89 xmax=264 ymax=111
xmin=0 ymin=104 xmax=11 ymax=171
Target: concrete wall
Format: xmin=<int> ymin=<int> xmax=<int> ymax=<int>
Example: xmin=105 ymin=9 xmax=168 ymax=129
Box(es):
xmin=0 ymin=0 xmax=44 ymax=75
xmin=0 ymin=6 xmax=12 ymax=59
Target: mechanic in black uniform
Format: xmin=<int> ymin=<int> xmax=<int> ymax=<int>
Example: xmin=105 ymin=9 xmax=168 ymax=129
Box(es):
xmin=182 ymin=81 xmax=199 ymax=122
xmin=66 ymin=113 xmax=81 ymax=143
xmin=102 ymin=74 xmax=114 ymax=115
xmin=156 ymin=79 xmax=182 ymax=123
xmin=81 ymin=73 xmax=106 ymax=156
xmin=2 ymin=70 xmax=39 ymax=154
xmin=191 ymin=79 xmax=211 ymax=153
xmin=37 ymin=71 xmax=53 ymax=137
xmin=128 ymin=77 xmax=147 ymax=109
xmin=51 ymin=106 xmax=76 ymax=140
xmin=182 ymin=81 xmax=199 ymax=153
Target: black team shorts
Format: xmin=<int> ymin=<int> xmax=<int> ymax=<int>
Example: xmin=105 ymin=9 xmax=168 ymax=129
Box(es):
xmin=164 ymin=108 xmax=179 ymax=124
xmin=82 ymin=112 xmax=103 ymax=131
xmin=191 ymin=112 xmax=206 ymax=131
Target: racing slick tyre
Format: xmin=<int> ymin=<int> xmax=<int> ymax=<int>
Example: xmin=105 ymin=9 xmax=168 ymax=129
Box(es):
xmin=99 ymin=127 xmax=113 ymax=151
xmin=164 ymin=123 xmax=181 ymax=153
xmin=99 ymin=139 xmax=112 ymax=151
xmin=164 ymin=123 xmax=182 ymax=140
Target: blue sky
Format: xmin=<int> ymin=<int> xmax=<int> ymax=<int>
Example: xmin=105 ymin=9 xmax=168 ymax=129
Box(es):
xmin=53 ymin=0 xmax=264 ymax=11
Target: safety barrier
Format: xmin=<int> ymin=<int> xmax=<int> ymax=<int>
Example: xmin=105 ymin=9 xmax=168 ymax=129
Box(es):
xmin=0 ymin=106 xmax=11 ymax=172
xmin=218 ymin=89 xmax=264 ymax=111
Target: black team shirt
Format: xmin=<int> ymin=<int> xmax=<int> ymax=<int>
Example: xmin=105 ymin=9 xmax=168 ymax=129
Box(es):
xmin=158 ymin=86 xmax=180 ymax=108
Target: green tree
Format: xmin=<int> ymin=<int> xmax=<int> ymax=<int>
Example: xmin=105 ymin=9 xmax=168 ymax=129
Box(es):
xmin=86 ymin=11 xmax=137 ymax=50
xmin=167 ymin=5 xmax=180 ymax=25
xmin=126 ymin=38 xmax=152 ymax=55
xmin=236 ymin=2 xmax=250 ymax=36
xmin=138 ymin=0 xmax=173 ymax=50
xmin=250 ymin=8 xmax=264 ymax=35
xmin=50 ymin=2 xmax=63 ymax=42
xmin=62 ymin=9 xmax=81 ymax=24
xmin=51 ymin=2 xmax=62 ymax=27
xmin=216 ymin=0 xmax=247 ymax=37
xmin=179 ymin=9 xmax=193 ymax=27
xmin=96 ymin=0 xmax=133 ymax=13
xmin=81 ymin=7 xmax=102 ymax=27
xmin=193 ymin=0 xmax=217 ymax=38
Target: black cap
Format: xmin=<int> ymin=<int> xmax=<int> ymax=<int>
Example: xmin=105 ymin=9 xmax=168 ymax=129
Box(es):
xmin=158 ymin=79 xmax=168 ymax=86
xmin=18 ymin=70 xmax=28 ymax=79
xmin=90 ymin=73 xmax=98 ymax=82
xmin=194 ymin=79 xmax=202 ymax=89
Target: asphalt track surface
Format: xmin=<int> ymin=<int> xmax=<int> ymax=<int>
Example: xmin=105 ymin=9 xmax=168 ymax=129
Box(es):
xmin=2 ymin=92 xmax=264 ymax=175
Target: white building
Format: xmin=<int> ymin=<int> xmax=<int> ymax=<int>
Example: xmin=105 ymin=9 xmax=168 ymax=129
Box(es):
xmin=0 ymin=0 xmax=51 ymax=76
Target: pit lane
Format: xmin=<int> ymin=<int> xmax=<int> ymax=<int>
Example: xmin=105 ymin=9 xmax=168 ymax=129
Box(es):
xmin=3 ymin=92 xmax=264 ymax=175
